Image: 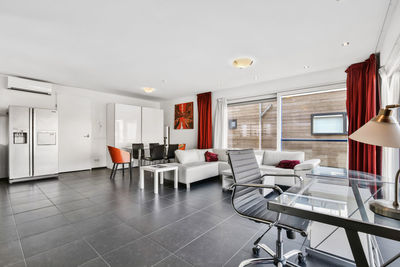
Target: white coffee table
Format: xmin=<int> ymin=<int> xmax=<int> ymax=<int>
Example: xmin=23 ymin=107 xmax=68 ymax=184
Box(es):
xmin=139 ymin=164 xmax=178 ymax=194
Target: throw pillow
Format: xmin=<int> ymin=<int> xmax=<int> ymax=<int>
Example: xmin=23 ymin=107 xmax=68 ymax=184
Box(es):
xmin=276 ymin=160 xmax=300 ymax=169
xmin=205 ymin=151 xmax=218 ymax=162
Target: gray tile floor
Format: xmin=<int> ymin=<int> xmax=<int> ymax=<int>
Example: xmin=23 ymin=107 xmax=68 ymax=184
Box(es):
xmin=0 ymin=168 xmax=398 ymax=267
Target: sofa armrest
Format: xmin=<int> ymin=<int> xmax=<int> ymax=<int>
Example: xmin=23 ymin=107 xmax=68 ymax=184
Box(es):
xmin=294 ymin=159 xmax=321 ymax=171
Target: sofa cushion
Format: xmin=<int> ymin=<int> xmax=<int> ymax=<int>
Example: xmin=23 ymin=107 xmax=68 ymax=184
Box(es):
xmin=262 ymin=150 xmax=304 ymax=166
xmin=254 ymin=150 xmax=264 ymax=165
xmin=175 ymin=149 xmax=203 ymax=164
xmin=179 ymin=161 xmax=220 ymax=184
xmin=212 ymin=148 xmax=228 ymax=162
xmin=259 ymin=165 xmax=296 ymax=186
xmin=294 ymin=159 xmax=321 ymax=170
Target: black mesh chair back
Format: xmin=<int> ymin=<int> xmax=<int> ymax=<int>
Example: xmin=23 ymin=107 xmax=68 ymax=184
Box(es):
xmin=228 ymin=149 xmax=308 ymax=233
xmin=167 ymin=144 xmax=179 ymax=159
xmin=150 ymin=145 xmax=165 ymax=161
xmin=149 ymin=143 xmax=160 ymax=153
xmin=132 ymin=143 xmax=144 ymax=159
xmin=228 ymin=149 xmax=278 ymax=224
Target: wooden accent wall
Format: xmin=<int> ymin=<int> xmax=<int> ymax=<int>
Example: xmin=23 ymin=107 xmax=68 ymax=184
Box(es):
xmin=228 ymin=99 xmax=277 ymax=149
xmin=281 ymin=90 xmax=347 ymax=168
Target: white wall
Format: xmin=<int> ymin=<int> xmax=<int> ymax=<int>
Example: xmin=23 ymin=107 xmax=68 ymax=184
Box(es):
xmin=160 ymin=66 xmax=346 ymax=149
xmin=377 ymin=0 xmax=400 ymax=66
xmin=0 ymin=74 xmax=160 ymax=178
xmin=160 ymin=95 xmax=198 ymax=149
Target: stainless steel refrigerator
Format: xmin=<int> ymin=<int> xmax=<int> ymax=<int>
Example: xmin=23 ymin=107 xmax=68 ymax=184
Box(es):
xmin=8 ymin=106 xmax=58 ymax=183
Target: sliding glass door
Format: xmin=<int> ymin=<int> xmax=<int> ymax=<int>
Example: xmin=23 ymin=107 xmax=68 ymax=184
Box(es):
xmin=228 ymin=99 xmax=277 ymax=150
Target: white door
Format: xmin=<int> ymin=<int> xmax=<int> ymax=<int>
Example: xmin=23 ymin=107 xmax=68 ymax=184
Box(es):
xmin=58 ymin=94 xmax=92 ymax=172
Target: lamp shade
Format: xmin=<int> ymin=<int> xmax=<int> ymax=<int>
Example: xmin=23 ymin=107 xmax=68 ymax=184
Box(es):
xmin=349 ymin=108 xmax=400 ymax=148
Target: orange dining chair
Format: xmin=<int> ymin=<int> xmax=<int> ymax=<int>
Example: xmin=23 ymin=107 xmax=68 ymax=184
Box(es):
xmin=107 ymin=146 xmax=132 ymax=180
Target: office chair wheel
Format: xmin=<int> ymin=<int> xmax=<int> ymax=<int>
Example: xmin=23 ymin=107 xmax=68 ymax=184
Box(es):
xmin=297 ymin=253 xmax=306 ymax=265
xmin=252 ymin=246 xmax=260 ymax=257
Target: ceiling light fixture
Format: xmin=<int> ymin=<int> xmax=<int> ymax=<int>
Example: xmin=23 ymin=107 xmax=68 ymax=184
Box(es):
xmin=304 ymin=65 xmax=310 ymax=69
xmin=233 ymin=58 xmax=253 ymax=69
xmin=342 ymin=42 xmax=350 ymax=47
xmin=143 ymin=87 xmax=154 ymax=93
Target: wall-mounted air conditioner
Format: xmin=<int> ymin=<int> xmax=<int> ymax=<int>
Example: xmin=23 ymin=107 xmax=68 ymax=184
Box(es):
xmin=7 ymin=76 xmax=53 ymax=95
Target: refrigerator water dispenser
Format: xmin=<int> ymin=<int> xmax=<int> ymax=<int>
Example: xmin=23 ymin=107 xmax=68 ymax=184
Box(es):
xmin=13 ymin=132 xmax=27 ymax=144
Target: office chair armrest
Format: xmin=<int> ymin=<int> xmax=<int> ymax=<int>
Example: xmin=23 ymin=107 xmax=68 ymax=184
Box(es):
xmin=230 ymin=183 xmax=283 ymax=194
xmin=261 ymin=173 xmax=304 ymax=183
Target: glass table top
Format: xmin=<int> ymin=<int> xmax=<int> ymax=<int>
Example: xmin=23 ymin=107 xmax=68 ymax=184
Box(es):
xmin=269 ymin=170 xmax=400 ymax=236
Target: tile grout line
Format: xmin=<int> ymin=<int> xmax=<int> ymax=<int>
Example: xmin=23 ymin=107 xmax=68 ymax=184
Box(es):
xmin=6 ymin=189 xmax=28 ymax=267
xmin=222 ymin=226 xmax=264 ymax=266
xmin=100 ymin=194 xmax=230 ymax=259
xmin=82 ymin=238 xmax=112 ymax=267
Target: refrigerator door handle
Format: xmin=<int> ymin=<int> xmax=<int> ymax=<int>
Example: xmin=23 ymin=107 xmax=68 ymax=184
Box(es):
xmin=29 ymin=108 xmax=33 ymax=176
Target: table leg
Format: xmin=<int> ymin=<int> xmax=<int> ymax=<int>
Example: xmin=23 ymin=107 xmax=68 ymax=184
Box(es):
xmin=139 ymin=168 xmax=144 ymax=190
xmin=174 ymin=169 xmax=178 ymax=189
xmin=345 ymin=229 xmax=369 ymax=267
xmin=154 ymin=171 xmax=159 ymax=194
xmin=160 ymin=172 xmax=164 ymax=185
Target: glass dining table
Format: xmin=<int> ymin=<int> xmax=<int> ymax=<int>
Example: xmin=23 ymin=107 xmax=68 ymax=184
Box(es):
xmin=267 ymin=167 xmax=400 ymax=267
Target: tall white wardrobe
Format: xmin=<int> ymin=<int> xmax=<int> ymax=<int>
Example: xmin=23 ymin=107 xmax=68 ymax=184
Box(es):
xmin=106 ymin=103 xmax=164 ymax=168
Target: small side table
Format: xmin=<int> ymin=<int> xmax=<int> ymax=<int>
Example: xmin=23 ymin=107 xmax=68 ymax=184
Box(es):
xmin=139 ymin=164 xmax=178 ymax=194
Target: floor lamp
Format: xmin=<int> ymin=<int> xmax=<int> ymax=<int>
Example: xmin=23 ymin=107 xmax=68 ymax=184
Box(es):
xmin=349 ymin=104 xmax=400 ymax=220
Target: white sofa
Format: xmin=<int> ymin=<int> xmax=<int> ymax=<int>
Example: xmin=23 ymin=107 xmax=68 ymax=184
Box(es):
xmin=167 ymin=148 xmax=320 ymax=189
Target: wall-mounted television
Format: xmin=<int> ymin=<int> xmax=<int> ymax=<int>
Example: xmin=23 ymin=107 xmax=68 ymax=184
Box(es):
xmin=311 ymin=112 xmax=347 ymax=135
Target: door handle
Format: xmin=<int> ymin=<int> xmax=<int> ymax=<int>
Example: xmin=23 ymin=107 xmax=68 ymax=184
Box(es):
xmin=84 ymin=134 xmax=90 ymax=138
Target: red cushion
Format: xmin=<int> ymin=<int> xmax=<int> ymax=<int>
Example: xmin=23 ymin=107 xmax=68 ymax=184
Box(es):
xmin=205 ymin=151 xmax=218 ymax=162
xmin=276 ymin=160 xmax=300 ymax=169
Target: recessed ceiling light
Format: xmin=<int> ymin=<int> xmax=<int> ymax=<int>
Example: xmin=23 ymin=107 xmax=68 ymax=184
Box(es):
xmin=143 ymin=87 xmax=154 ymax=93
xmin=233 ymin=58 xmax=253 ymax=69
xmin=342 ymin=42 xmax=350 ymax=47
xmin=304 ymin=65 xmax=310 ymax=69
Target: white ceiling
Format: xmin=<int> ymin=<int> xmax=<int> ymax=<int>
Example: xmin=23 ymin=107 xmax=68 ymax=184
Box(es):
xmin=0 ymin=0 xmax=391 ymax=100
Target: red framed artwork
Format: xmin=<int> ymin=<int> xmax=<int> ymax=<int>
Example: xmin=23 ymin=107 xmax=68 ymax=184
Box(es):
xmin=174 ymin=102 xmax=193 ymax=129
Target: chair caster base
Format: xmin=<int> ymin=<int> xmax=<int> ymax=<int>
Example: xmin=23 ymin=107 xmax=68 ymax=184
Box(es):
xmin=298 ymin=253 xmax=306 ymax=266
xmin=252 ymin=246 xmax=260 ymax=257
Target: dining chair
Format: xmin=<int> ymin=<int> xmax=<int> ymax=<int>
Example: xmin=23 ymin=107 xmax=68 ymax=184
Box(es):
xmin=132 ymin=143 xmax=145 ymax=166
xmin=144 ymin=144 xmax=165 ymax=165
xmin=107 ymin=146 xmax=132 ymax=179
xmin=166 ymin=144 xmax=179 ymax=162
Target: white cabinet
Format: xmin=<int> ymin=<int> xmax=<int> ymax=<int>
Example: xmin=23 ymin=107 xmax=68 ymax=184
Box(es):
xmin=106 ymin=104 xmax=164 ymax=169
xmin=106 ymin=103 xmax=141 ymax=168
xmin=142 ymin=107 xmax=164 ymax=146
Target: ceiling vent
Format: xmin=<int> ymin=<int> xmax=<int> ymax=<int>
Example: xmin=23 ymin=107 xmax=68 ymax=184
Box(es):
xmin=7 ymin=76 xmax=53 ymax=95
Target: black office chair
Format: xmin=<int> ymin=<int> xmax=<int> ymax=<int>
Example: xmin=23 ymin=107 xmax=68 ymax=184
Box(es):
xmin=132 ymin=143 xmax=145 ymax=166
xmin=166 ymin=144 xmax=179 ymax=162
xmin=144 ymin=144 xmax=165 ymax=165
xmin=227 ymin=149 xmax=308 ymax=267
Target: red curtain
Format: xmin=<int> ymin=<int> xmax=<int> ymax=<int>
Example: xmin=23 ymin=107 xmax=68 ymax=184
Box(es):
xmin=346 ymin=54 xmax=381 ymax=175
xmin=197 ymin=92 xmax=212 ymax=149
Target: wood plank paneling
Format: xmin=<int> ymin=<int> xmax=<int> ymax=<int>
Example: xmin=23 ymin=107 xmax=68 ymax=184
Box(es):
xmin=282 ymin=90 xmax=347 ymax=168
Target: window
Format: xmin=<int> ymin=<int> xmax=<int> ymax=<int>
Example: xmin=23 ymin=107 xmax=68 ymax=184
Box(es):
xmin=228 ymin=99 xmax=277 ymax=150
xmin=281 ymin=89 xmax=347 ymax=168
